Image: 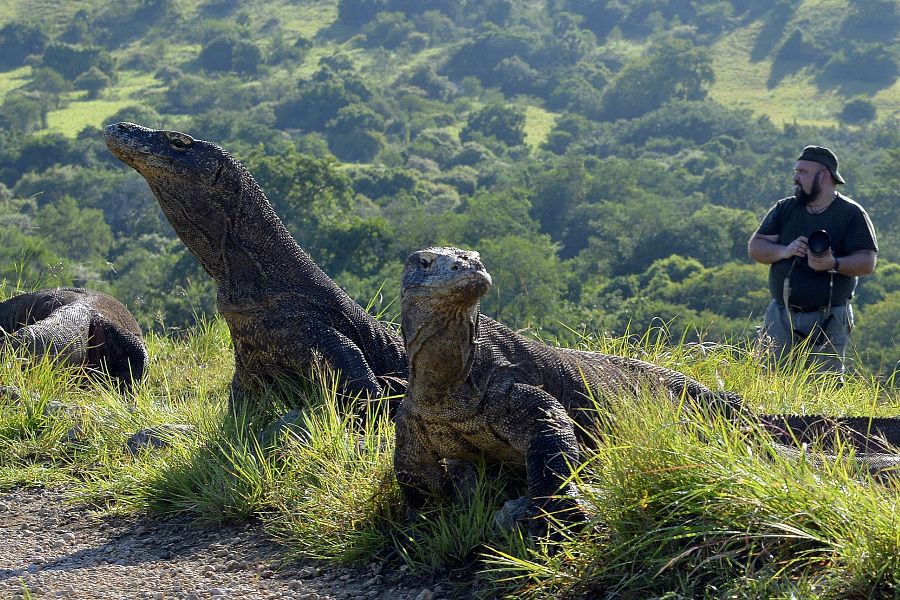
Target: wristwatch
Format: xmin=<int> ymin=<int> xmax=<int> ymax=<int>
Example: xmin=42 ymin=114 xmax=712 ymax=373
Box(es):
xmin=829 ymin=257 xmax=840 ymax=274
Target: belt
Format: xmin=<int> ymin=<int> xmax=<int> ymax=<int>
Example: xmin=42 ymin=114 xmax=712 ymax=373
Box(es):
xmin=785 ymin=303 xmax=845 ymax=313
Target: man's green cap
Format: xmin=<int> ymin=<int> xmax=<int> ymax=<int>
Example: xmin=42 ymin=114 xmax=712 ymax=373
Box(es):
xmin=798 ymin=145 xmax=845 ymax=184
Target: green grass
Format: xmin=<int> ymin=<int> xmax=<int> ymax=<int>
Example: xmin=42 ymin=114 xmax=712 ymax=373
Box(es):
xmin=3 ymin=316 xmax=900 ymax=597
xmin=42 ymin=70 xmax=168 ymax=136
xmin=0 ymin=66 xmax=30 ymax=99
xmin=709 ymin=2 xmax=900 ymax=128
xmin=522 ymin=105 xmax=557 ymax=150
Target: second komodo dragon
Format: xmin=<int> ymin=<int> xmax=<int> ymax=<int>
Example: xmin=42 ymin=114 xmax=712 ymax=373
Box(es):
xmin=104 ymin=122 xmax=407 ymax=412
xmin=394 ymin=247 xmax=900 ymax=536
xmin=0 ymin=288 xmax=147 ymax=389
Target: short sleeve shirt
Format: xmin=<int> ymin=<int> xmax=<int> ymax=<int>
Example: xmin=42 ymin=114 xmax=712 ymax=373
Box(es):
xmin=756 ymin=194 xmax=878 ymax=307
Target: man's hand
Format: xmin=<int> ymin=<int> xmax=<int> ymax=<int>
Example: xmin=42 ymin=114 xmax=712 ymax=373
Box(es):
xmin=783 ymin=236 xmax=808 ymax=260
xmin=808 ymin=248 xmax=836 ymax=272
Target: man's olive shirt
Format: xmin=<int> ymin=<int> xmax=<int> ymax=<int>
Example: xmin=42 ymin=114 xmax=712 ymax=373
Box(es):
xmin=756 ymin=193 xmax=878 ymax=308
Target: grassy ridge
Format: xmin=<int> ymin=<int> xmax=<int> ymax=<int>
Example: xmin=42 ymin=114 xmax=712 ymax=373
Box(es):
xmin=2 ymin=1 xmax=897 ymax=141
xmin=2 ymin=316 xmax=900 ymax=598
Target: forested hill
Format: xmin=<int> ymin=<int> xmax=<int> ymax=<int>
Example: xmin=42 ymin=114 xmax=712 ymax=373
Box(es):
xmin=0 ymin=0 xmax=898 ymax=374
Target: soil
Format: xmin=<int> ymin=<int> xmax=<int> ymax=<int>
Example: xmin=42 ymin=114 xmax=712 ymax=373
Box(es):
xmin=0 ymin=487 xmax=474 ymax=600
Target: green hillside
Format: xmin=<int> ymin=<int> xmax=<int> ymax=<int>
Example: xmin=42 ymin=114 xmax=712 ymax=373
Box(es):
xmin=2 ymin=0 xmax=899 ymax=135
xmin=0 ymin=0 xmax=898 ymax=372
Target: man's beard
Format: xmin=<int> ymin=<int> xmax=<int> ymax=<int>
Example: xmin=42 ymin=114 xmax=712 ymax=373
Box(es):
xmin=794 ymin=174 xmax=821 ymax=205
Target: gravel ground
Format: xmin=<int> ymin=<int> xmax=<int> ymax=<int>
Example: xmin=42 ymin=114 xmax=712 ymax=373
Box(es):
xmin=0 ymin=488 xmax=469 ymax=600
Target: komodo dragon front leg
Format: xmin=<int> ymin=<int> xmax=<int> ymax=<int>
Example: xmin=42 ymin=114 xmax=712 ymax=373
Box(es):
xmin=230 ymin=318 xmax=382 ymax=405
xmin=489 ymin=381 xmax=591 ymax=536
xmin=394 ymin=379 xmax=591 ymax=536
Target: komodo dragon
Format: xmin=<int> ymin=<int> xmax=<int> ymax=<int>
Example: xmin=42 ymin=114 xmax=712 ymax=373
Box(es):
xmin=0 ymin=288 xmax=147 ymax=389
xmin=394 ymin=247 xmax=900 ymax=536
xmin=104 ymin=122 xmax=406 ymax=411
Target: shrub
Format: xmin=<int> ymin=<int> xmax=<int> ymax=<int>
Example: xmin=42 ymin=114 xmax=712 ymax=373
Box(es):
xmin=840 ymin=98 xmax=877 ymax=124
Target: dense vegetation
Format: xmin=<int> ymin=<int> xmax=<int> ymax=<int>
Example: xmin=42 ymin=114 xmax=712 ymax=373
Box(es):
xmin=0 ymin=0 xmax=898 ymax=374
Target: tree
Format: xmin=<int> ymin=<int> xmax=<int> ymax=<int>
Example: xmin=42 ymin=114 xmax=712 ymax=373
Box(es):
xmin=74 ymin=66 xmax=112 ymax=99
xmin=840 ymin=98 xmax=876 ymax=124
xmin=600 ymin=37 xmax=715 ymax=120
xmin=35 ymin=195 xmax=113 ymax=264
xmin=198 ymin=36 xmax=263 ymax=74
xmin=0 ymin=21 xmax=48 ymax=70
xmin=476 ymin=233 xmax=569 ymax=327
xmin=0 ymin=93 xmax=47 ymax=134
xmin=854 ymin=292 xmax=900 ymax=376
xmin=460 ymin=104 xmax=526 ymax=147
xmin=41 ymin=43 xmax=116 ymax=80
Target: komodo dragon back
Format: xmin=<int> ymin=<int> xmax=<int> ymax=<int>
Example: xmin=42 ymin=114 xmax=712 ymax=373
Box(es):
xmin=0 ymin=288 xmax=147 ymax=389
xmin=394 ymin=246 xmax=900 ymax=539
xmin=104 ymin=122 xmax=407 ymax=410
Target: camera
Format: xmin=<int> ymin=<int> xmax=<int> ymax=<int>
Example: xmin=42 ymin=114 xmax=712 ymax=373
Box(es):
xmin=807 ymin=229 xmax=831 ymax=257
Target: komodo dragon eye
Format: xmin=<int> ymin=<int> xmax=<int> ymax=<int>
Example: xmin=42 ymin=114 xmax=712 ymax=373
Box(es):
xmin=419 ymin=257 xmax=433 ymax=269
xmin=166 ymin=133 xmax=194 ymax=151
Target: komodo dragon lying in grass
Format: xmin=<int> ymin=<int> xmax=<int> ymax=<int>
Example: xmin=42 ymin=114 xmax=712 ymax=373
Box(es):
xmin=394 ymin=247 xmax=900 ymax=537
xmin=0 ymin=288 xmax=147 ymax=389
xmin=104 ymin=122 xmax=407 ymax=412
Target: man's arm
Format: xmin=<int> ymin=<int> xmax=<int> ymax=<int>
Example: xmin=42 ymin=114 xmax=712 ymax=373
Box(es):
xmin=748 ymin=232 xmax=807 ymax=265
xmin=808 ymin=249 xmax=877 ymax=276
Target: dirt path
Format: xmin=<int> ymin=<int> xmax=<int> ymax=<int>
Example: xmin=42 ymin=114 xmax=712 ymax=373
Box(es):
xmin=0 ymin=488 xmax=458 ymax=600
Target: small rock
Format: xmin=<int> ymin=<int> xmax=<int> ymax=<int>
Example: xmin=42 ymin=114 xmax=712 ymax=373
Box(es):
xmin=42 ymin=400 xmax=69 ymax=417
xmin=289 ymin=581 xmax=305 ymax=591
xmin=125 ymin=423 xmax=195 ymax=454
xmin=257 ymin=409 xmax=311 ymax=447
xmin=0 ymin=385 xmax=23 ymax=401
xmin=61 ymin=532 xmax=76 ymax=543
xmin=298 ymin=566 xmax=317 ymax=578
xmin=0 ymin=502 xmax=9 ymax=512
xmin=415 ymin=590 xmax=433 ymax=600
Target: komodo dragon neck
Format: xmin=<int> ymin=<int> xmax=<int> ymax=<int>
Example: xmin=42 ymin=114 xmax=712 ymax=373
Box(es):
xmin=149 ymin=164 xmax=343 ymax=313
xmin=105 ymin=122 xmax=356 ymax=313
xmin=403 ymin=299 xmax=478 ymax=408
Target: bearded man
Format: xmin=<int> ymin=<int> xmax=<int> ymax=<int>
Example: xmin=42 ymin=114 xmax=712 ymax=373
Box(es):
xmin=748 ymin=145 xmax=878 ymax=376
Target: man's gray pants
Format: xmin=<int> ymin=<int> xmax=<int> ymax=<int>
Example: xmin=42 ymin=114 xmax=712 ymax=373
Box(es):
xmin=758 ymin=299 xmax=854 ymax=375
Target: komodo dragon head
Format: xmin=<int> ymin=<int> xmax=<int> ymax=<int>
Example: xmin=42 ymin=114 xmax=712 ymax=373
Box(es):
xmin=401 ymin=247 xmax=492 ymax=309
xmin=104 ymin=121 xmax=282 ymax=287
xmin=400 ymin=246 xmax=491 ymax=348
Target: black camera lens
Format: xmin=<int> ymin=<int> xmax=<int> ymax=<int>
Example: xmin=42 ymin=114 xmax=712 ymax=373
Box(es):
xmin=808 ymin=229 xmax=830 ymax=257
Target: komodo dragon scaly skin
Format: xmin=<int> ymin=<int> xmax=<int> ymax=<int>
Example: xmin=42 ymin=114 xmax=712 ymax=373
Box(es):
xmin=0 ymin=288 xmax=147 ymax=389
xmin=104 ymin=122 xmax=406 ymax=410
xmin=394 ymin=247 xmax=900 ymax=536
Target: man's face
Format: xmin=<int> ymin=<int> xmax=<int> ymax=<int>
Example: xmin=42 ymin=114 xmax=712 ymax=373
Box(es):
xmin=793 ymin=159 xmax=826 ymax=204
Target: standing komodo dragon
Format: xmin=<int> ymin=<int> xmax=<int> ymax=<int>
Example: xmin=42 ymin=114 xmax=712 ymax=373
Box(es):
xmin=104 ymin=122 xmax=406 ymax=411
xmin=394 ymin=247 xmax=900 ymax=536
xmin=0 ymin=288 xmax=148 ymax=389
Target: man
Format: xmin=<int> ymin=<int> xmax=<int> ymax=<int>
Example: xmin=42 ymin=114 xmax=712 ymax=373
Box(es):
xmin=748 ymin=145 xmax=878 ymax=375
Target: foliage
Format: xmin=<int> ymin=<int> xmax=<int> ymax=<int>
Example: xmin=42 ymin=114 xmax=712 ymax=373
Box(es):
xmin=198 ymin=35 xmax=264 ymax=75
xmin=0 ymin=21 xmax=48 ymax=70
xmin=600 ymin=36 xmax=715 ymax=120
xmin=41 ymin=42 xmax=116 ymax=81
xmin=0 ymin=0 xmax=896 ymax=368
xmin=460 ymin=103 xmax=526 ymax=147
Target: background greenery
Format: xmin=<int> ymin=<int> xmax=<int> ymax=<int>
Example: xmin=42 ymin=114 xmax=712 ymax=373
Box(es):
xmin=0 ymin=0 xmax=898 ymax=374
